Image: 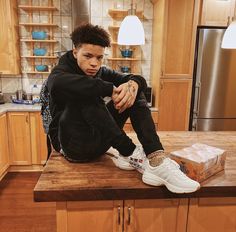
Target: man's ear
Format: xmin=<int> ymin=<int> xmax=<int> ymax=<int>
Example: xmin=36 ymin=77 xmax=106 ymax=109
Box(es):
xmin=72 ymin=48 xmax=77 ymax=58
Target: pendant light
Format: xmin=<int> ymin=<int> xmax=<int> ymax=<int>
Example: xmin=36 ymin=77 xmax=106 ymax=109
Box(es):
xmin=221 ymin=3 xmax=236 ymax=49
xmin=117 ymin=0 xmax=145 ymax=45
xmin=221 ymin=20 xmax=236 ymax=49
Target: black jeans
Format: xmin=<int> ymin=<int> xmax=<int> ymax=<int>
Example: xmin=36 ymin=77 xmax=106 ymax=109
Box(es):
xmin=59 ymin=92 xmax=163 ymax=162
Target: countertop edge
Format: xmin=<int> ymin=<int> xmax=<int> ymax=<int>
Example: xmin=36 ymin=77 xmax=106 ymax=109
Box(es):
xmin=0 ymin=104 xmax=157 ymax=115
xmin=0 ymin=103 xmax=41 ymax=114
xmin=33 ymin=186 xmax=236 ymax=202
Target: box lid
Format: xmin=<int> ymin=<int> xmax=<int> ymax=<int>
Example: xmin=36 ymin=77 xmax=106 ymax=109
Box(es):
xmin=170 ymin=143 xmax=225 ymax=163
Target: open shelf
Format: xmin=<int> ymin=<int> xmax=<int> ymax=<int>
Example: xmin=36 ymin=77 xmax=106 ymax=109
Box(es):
xmin=21 ymin=56 xmax=58 ymax=59
xmin=19 ymin=23 xmax=58 ymax=27
xmin=107 ymin=7 xmax=143 ymax=75
xmin=23 ymin=71 xmax=50 ymax=74
xmin=108 ymin=9 xmax=144 ymax=18
xmin=108 ymin=57 xmax=140 ymax=61
xmin=18 ymin=5 xmax=58 ymax=11
xmin=111 ymin=41 xmax=140 ymax=47
xmin=108 ymin=25 xmax=120 ymax=30
xmin=18 ymin=1 xmax=59 ymax=78
xmin=21 ymin=39 xmax=58 ymax=43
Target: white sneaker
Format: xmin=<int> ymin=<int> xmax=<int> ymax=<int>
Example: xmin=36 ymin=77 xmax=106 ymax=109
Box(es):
xmin=110 ymin=145 xmax=147 ymax=173
xmin=142 ymin=157 xmax=200 ymax=193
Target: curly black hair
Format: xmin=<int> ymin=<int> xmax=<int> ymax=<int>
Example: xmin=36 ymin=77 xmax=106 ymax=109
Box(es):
xmin=71 ymin=23 xmax=111 ymax=48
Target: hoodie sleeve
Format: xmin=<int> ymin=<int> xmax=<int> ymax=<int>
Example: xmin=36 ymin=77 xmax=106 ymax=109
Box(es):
xmin=47 ymin=65 xmax=114 ymax=102
xmin=100 ymin=67 xmax=147 ymax=93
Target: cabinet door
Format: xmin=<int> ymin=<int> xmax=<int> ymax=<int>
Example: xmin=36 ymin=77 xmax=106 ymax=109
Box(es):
xmin=124 ymin=199 xmax=188 ymax=232
xmin=8 ymin=112 xmax=32 ymax=165
xmin=200 ymin=0 xmax=235 ymax=26
xmin=30 ymin=112 xmax=47 ymax=165
xmin=57 ymin=201 xmax=123 ymax=232
xmin=188 ymin=198 xmax=236 ymax=232
xmin=0 ymin=0 xmax=20 ymax=74
xmin=151 ymin=0 xmax=199 ymax=129
xmin=0 ymin=114 xmax=9 ymax=177
xmin=158 ymin=79 xmax=192 ymax=131
xmin=163 ymin=0 xmax=198 ymax=77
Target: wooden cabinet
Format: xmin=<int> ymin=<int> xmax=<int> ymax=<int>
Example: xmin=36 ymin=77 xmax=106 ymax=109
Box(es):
xmin=151 ymin=0 xmax=199 ymax=79
xmin=56 ymin=198 xmax=188 ymax=232
xmin=108 ymin=9 xmax=143 ymax=74
xmin=124 ymin=199 xmax=188 ymax=232
xmin=57 ymin=201 xmax=123 ymax=232
xmin=187 ymin=198 xmax=236 ymax=232
xmin=200 ymin=0 xmax=236 ymax=26
xmin=151 ymin=0 xmax=199 ymax=130
xmin=7 ymin=111 xmax=47 ymax=166
xmin=7 ymin=112 xmax=32 ymax=165
xmin=158 ymin=79 xmax=192 ymax=131
xmin=0 ymin=0 xmax=20 ymax=74
xmin=162 ymin=0 xmax=198 ymax=77
xmin=0 ymin=114 xmax=9 ymax=178
xmin=54 ymin=194 xmax=236 ymax=232
xmin=30 ymin=112 xmax=47 ymax=165
xmin=18 ymin=0 xmax=59 ymax=76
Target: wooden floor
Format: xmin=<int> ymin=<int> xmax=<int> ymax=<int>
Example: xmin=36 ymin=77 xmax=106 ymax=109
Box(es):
xmin=0 ymin=172 xmax=56 ymax=232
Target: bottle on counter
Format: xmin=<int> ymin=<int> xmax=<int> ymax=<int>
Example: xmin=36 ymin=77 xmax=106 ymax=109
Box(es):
xmin=32 ymin=84 xmax=40 ymax=104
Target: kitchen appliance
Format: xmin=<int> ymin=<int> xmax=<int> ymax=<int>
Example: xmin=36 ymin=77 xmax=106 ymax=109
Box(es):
xmin=72 ymin=0 xmax=90 ymax=30
xmin=189 ymin=26 xmax=236 ymax=131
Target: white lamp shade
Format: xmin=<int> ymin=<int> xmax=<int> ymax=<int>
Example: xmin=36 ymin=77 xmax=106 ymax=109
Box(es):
xmin=118 ymin=15 xmax=145 ymax=45
xmin=221 ymin=21 xmax=236 ymax=49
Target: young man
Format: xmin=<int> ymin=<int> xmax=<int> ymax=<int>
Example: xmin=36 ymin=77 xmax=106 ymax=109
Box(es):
xmin=47 ymin=23 xmax=200 ymax=193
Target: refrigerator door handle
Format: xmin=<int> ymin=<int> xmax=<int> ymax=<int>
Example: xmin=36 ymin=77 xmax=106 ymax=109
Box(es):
xmin=194 ymin=82 xmax=201 ymax=116
xmin=192 ymin=121 xmax=197 ymax=131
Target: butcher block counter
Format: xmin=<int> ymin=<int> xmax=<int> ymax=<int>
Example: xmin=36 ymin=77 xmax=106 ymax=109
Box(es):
xmin=34 ymin=132 xmax=236 ymax=232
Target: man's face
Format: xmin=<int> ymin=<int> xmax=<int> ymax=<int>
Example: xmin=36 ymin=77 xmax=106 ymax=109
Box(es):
xmin=73 ymin=43 xmax=105 ymax=76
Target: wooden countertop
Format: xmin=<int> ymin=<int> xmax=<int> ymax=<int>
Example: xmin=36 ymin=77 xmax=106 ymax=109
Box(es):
xmin=34 ymin=132 xmax=236 ymax=202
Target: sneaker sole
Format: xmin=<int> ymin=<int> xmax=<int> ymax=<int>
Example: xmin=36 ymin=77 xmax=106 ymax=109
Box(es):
xmin=142 ymin=172 xmax=200 ymax=193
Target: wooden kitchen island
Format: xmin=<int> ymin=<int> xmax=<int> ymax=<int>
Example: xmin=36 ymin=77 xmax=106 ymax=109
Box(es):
xmin=34 ymin=132 xmax=236 ymax=232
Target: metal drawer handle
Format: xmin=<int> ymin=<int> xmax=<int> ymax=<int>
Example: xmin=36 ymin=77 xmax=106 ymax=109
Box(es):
xmin=117 ymin=206 xmax=121 ymax=225
xmin=128 ymin=206 xmax=131 ymax=225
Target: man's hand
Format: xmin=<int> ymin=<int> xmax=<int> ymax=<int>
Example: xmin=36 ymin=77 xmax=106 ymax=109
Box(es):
xmin=112 ymin=80 xmax=138 ymax=113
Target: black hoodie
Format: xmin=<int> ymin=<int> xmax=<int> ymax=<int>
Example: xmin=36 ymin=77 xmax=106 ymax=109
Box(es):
xmin=47 ymin=50 xmax=147 ymax=151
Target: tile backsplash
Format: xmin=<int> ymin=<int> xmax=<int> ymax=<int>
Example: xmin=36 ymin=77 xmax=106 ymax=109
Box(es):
xmin=2 ymin=0 xmax=153 ymax=98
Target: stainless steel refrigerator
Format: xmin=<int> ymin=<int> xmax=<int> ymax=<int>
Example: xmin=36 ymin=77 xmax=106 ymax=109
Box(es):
xmin=189 ymin=26 xmax=236 ymax=131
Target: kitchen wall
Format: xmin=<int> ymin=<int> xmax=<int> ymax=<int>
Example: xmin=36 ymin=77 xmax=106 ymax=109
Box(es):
xmin=1 ymin=0 xmax=153 ymax=99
